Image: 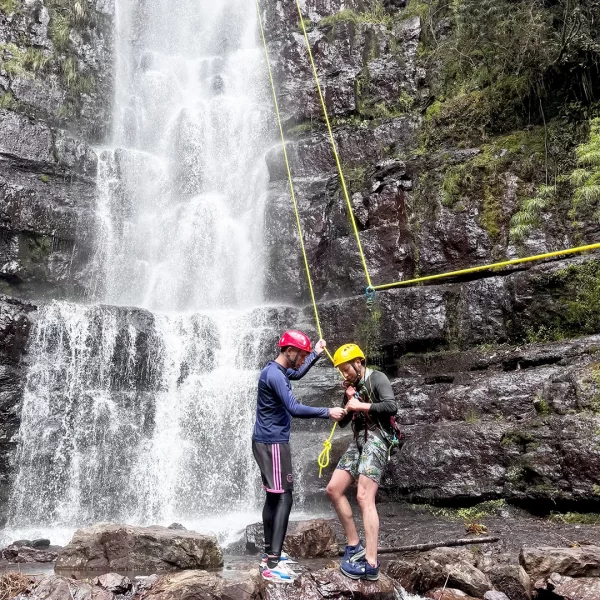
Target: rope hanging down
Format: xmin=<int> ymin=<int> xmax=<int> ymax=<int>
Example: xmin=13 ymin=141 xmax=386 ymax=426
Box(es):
xmin=295 ymin=2 xmax=373 ymax=290
xmin=256 ymin=0 xmax=337 ymax=474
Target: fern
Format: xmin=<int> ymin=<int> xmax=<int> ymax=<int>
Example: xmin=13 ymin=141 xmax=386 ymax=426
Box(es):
xmin=570 ymin=119 xmax=600 ymax=219
xmin=509 ymin=184 xmax=556 ymax=242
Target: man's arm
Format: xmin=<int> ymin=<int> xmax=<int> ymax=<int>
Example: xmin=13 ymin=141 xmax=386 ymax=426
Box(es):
xmin=270 ymin=370 xmax=330 ymax=419
xmin=287 ymin=350 xmax=321 ymax=380
xmin=366 ymin=372 xmax=397 ymax=416
xmin=337 ymin=394 xmax=353 ymax=428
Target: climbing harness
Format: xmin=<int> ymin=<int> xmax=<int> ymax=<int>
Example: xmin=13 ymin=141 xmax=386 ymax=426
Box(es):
xmin=255 ymin=0 xmax=600 ymax=476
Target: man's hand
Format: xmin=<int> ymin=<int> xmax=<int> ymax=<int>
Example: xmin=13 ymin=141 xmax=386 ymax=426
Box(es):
xmin=345 ymin=396 xmax=366 ymax=412
xmin=328 ymin=407 xmax=346 ymax=421
xmin=345 ymin=385 xmax=357 ymax=398
xmin=315 ymin=339 xmax=327 ymax=355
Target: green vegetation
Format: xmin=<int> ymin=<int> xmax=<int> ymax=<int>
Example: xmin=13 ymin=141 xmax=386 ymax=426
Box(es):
xmin=342 ymin=164 xmax=368 ymax=194
xmin=298 ymin=17 xmax=312 ymax=31
xmin=418 ymin=499 xmax=506 ymax=521
xmin=570 ymin=118 xmax=600 ymax=222
xmin=549 ymin=512 xmax=600 ymax=525
xmin=0 ymin=0 xmax=21 ymax=14
xmin=355 ymin=306 xmax=383 ymax=365
xmin=0 ymin=43 xmax=49 ymax=77
xmin=525 ymin=260 xmax=600 ymax=342
xmin=39 ymin=174 xmax=49 ymax=183
xmin=0 ymin=92 xmax=17 ymax=110
xmin=319 ymin=2 xmax=394 ymax=29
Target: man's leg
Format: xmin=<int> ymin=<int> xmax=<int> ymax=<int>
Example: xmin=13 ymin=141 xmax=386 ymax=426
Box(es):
xmin=356 ymin=475 xmax=379 ymax=566
xmin=262 ymin=492 xmax=279 ymax=555
xmin=269 ymin=489 xmax=293 ymax=563
xmin=326 ymin=469 xmax=359 ymax=545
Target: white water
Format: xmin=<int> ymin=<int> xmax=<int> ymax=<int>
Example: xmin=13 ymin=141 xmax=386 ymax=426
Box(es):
xmin=5 ymin=0 xmax=279 ymax=542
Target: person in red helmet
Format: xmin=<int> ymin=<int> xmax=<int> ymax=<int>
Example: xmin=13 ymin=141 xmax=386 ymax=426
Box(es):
xmin=252 ymin=330 xmax=346 ymax=583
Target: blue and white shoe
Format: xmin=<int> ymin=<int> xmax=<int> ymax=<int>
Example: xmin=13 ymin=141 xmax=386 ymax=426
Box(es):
xmin=341 ymin=540 xmax=366 ymax=563
xmin=340 ymin=558 xmax=380 ymax=581
xmin=261 ymin=560 xmax=298 ymax=583
xmin=259 ymin=551 xmax=298 ymax=567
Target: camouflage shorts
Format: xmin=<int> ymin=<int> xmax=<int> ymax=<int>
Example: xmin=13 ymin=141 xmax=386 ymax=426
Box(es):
xmin=336 ymin=430 xmax=390 ymax=485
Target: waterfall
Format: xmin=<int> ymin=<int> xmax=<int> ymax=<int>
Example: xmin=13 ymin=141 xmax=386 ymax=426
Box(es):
xmin=5 ymin=0 xmax=280 ymax=543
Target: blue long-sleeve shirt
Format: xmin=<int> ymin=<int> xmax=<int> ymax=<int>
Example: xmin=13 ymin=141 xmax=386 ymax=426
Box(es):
xmin=252 ymin=351 xmax=329 ymax=444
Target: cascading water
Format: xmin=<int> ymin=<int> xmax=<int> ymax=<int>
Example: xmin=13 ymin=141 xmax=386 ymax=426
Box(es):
xmin=5 ymin=0 xmax=282 ymax=544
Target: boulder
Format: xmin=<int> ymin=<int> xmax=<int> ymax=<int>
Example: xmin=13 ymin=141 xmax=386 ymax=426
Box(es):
xmin=27 ymin=575 xmax=113 ymax=600
xmin=2 ymin=543 xmax=62 ymax=563
xmin=246 ymin=519 xmax=338 ymax=558
xmin=426 ymin=590 xmax=480 ymax=600
xmin=31 ymin=539 xmax=51 ymax=548
xmin=387 ymin=549 xmax=492 ymax=598
xmin=478 ymin=553 xmax=531 ymax=600
xmin=519 ymin=546 xmax=600 ymax=581
xmin=93 ymin=574 xmax=132 ymax=594
xmin=533 ymin=572 xmax=600 ymax=600
xmin=260 ymin=567 xmax=399 ymax=600
xmin=55 ymin=523 xmax=223 ymax=572
xmin=141 ymin=570 xmax=260 ymax=600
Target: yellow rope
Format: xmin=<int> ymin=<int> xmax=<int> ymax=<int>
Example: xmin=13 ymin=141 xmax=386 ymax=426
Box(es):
xmin=317 ymin=422 xmax=337 ymax=478
xmin=295 ymin=3 xmax=373 ymax=289
xmin=373 ymin=243 xmax=600 ymax=290
xmin=255 ymin=0 xmax=329 ymax=356
xmin=256 ymin=0 xmax=337 ymax=473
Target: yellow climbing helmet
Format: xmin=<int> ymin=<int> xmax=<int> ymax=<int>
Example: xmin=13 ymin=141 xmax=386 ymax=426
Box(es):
xmin=333 ymin=343 xmax=365 ymax=368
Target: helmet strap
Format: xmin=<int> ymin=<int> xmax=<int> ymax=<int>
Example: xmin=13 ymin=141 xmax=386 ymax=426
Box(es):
xmin=350 ymin=360 xmax=364 ymax=385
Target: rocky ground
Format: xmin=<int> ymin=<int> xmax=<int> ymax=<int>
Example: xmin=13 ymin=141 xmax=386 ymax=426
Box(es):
xmin=1 ymin=513 xmax=600 ymax=599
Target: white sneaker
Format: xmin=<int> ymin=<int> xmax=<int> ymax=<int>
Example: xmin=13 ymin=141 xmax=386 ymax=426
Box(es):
xmin=261 ymin=560 xmax=299 ymax=583
xmin=259 ymin=551 xmax=298 ymax=567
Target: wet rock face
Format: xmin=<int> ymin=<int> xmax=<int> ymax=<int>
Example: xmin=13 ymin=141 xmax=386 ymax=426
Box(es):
xmin=0 ymin=295 xmax=34 ymax=524
xmin=0 ymin=0 xmax=114 ymax=142
xmin=0 ymin=110 xmax=98 ymax=301
xmin=27 ymin=575 xmax=114 ymax=600
xmin=1 ymin=540 xmax=62 ymax=563
xmin=55 ymin=523 xmax=224 ymax=572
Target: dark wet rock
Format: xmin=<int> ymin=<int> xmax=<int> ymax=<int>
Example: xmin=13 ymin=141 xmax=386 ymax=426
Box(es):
xmin=1 ymin=542 xmax=62 ymax=563
xmin=478 ymin=553 xmax=531 ymax=600
xmin=281 ymin=519 xmax=339 ymax=558
xmin=0 ymin=295 xmax=34 ymax=524
xmin=260 ymin=567 xmax=399 ymax=600
xmin=0 ymin=0 xmax=114 ymax=142
xmin=27 ymin=575 xmax=113 ymax=600
xmin=246 ymin=519 xmax=338 ymax=558
xmin=31 ymin=538 xmax=51 ymax=548
xmin=166 ymin=523 xmax=186 ymax=531
xmin=139 ymin=569 xmax=260 ymax=600
xmin=533 ymin=572 xmax=600 ymax=600
xmin=520 ymin=546 xmax=600 ymax=581
xmin=426 ymin=590 xmax=480 ymax=600
xmin=55 ymin=523 xmax=223 ymax=572
xmin=387 ymin=548 xmax=492 ymax=598
xmin=93 ymin=573 xmax=132 ymax=595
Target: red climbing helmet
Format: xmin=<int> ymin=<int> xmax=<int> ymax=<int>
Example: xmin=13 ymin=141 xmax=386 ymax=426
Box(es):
xmin=278 ymin=330 xmax=312 ymax=353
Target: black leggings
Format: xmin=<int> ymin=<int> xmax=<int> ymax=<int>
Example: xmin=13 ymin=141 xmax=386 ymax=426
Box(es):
xmin=262 ymin=490 xmax=293 ymax=557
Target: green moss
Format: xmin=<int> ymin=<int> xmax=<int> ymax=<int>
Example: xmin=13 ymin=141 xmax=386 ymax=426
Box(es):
xmin=298 ymin=17 xmax=312 ymax=31
xmin=287 ymin=121 xmax=316 ymax=136
xmin=343 ymin=164 xmax=368 ymax=194
xmin=549 ymin=512 xmax=600 ymax=525
xmin=0 ymin=0 xmax=20 ymax=14
xmin=39 ymin=174 xmax=49 ymax=183
xmin=0 ymin=92 xmax=17 ymax=110
xmin=355 ymin=306 xmax=383 ymax=364
xmin=25 ymin=235 xmax=52 ymax=263
xmin=464 ymin=408 xmax=479 ymax=424
xmin=417 ymin=499 xmax=506 ymax=522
